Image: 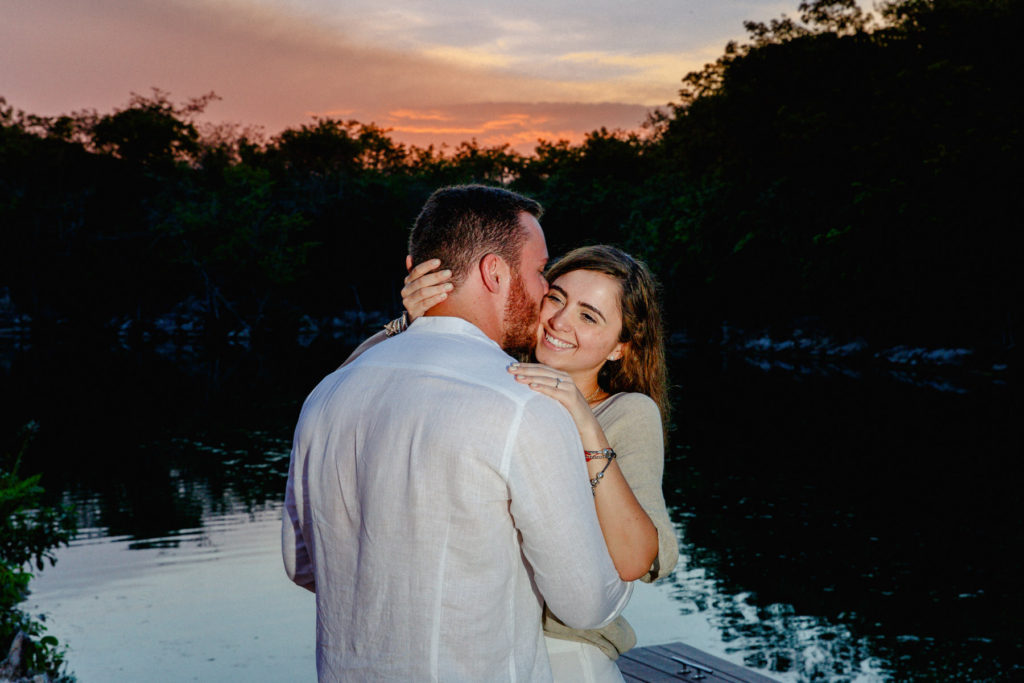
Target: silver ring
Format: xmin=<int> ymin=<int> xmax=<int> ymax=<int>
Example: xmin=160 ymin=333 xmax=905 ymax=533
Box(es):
xmin=555 ymin=378 xmax=561 ymax=388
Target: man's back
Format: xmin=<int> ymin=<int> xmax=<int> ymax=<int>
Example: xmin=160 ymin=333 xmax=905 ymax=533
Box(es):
xmin=283 ymin=317 xmax=629 ymax=681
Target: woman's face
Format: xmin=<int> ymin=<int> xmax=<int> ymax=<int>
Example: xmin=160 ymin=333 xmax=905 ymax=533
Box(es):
xmin=534 ymin=269 xmax=626 ymax=377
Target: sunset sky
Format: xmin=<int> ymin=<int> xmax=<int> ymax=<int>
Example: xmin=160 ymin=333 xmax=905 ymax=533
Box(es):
xmin=2 ymin=0 xmax=796 ymax=153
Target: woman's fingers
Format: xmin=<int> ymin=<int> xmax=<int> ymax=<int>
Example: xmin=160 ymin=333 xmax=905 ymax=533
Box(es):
xmin=402 ymin=266 xmax=452 ymax=299
xmin=402 ymin=259 xmax=454 ymax=319
xmin=404 ymin=258 xmax=443 ymax=285
xmin=401 ymin=278 xmax=452 ymax=303
xmin=508 ymin=362 xmax=558 ymax=374
xmin=507 ymin=363 xmax=571 ymax=390
xmin=403 ymin=284 xmax=451 ymax=319
xmin=515 ymin=374 xmax=562 ymax=396
xmin=401 ymin=275 xmax=453 ymax=298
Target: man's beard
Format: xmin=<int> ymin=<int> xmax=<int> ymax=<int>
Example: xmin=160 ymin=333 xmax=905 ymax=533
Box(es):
xmin=500 ymin=271 xmax=539 ymax=357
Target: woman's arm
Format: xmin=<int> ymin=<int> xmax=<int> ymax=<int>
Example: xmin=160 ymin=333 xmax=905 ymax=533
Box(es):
xmin=508 ymin=363 xmax=659 ymax=581
xmin=338 ymin=258 xmax=453 ymax=368
xmin=600 ymin=394 xmax=678 ymax=583
xmin=338 ymin=329 xmax=390 ymax=369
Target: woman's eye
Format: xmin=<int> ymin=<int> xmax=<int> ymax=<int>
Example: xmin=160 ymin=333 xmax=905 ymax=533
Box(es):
xmin=582 ymin=313 xmax=596 ymax=323
xmin=545 ymin=294 xmax=563 ymax=304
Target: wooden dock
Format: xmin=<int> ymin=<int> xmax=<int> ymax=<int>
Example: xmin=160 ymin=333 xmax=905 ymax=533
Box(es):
xmin=619 ymin=641 xmax=780 ymax=683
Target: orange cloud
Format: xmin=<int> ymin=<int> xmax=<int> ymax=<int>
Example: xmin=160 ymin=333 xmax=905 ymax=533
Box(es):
xmin=378 ymin=102 xmax=653 ymax=154
xmin=387 ymin=109 xmax=454 ymax=122
xmin=480 ymin=115 xmax=543 ymax=132
xmin=387 ymin=126 xmax=486 ymax=135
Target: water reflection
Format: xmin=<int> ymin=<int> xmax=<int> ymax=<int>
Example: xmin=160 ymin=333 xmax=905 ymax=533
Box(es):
xmin=28 ymin=508 xmax=316 ymax=682
xmin=663 ymin=347 xmax=1022 ymax=681
xmin=5 ymin=339 xmax=1021 ymax=682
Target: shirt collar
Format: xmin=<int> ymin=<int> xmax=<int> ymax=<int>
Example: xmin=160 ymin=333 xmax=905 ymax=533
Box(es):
xmin=408 ymin=316 xmax=502 ymax=350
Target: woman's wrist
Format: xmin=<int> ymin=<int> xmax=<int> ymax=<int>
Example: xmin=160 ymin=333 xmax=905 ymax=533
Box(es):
xmin=383 ymin=311 xmax=410 ymax=337
xmin=570 ymin=405 xmax=606 ymax=441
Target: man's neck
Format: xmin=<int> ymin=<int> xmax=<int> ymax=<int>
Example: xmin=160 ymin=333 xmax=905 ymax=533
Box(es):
xmin=425 ymin=298 xmax=502 ymax=345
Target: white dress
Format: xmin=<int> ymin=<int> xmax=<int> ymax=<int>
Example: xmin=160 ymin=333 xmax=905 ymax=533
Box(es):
xmin=546 ymin=636 xmax=627 ymax=683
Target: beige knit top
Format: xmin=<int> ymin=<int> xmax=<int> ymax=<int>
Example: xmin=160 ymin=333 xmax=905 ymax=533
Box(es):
xmin=541 ymin=391 xmax=679 ymax=659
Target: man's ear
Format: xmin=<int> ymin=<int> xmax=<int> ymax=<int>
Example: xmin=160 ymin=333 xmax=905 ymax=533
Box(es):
xmin=479 ymin=253 xmax=507 ymax=294
xmin=405 ymin=254 xmax=413 ymax=273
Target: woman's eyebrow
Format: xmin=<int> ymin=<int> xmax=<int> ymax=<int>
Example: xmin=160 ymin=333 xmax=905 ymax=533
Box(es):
xmin=550 ymin=284 xmax=607 ymax=322
xmin=579 ymin=301 xmax=607 ymax=323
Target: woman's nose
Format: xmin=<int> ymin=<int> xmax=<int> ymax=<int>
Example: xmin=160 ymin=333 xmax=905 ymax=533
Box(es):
xmin=549 ymin=307 xmax=570 ymax=331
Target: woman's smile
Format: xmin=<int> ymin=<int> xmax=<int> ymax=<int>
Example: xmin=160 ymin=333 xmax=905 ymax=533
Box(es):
xmin=541 ymin=330 xmax=576 ymax=350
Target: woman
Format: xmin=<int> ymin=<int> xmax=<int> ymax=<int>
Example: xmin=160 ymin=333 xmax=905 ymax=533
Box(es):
xmin=351 ymin=245 xmax=677 ymax=682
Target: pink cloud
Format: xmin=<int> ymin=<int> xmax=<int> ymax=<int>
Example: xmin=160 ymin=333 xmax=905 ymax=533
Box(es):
xmin=0 ymin=0 xmax=658 ymax=154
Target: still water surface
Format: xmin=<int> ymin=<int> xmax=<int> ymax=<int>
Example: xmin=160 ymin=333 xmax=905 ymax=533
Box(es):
xmin=5 ymin=336 xmax=1021 ymax=682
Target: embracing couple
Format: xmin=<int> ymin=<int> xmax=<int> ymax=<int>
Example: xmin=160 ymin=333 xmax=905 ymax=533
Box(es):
xmin=283 ymin=185 xmax=677 ymax=682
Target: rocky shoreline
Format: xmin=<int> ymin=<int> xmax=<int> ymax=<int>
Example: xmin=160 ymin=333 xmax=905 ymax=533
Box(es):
xmin=2 ymin=289 xmax=1015 ymax=392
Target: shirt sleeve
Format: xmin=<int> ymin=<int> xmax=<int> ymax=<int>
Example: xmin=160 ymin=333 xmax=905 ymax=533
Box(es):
xmin=282 ymin=437 xmax=316 ymax=593
xmin=600 ymin=393 xmax=679 ymax=583
xmin=506 ymin=395 xmax=632 ymax=630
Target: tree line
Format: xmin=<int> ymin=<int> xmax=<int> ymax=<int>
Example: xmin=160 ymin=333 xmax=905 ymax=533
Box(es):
xmin=1 ymin=0 xmax=1020 ymax=350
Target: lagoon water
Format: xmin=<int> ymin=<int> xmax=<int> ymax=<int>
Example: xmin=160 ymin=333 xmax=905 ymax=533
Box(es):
xmin=6 ymin=336 xmax=1021 ymax=682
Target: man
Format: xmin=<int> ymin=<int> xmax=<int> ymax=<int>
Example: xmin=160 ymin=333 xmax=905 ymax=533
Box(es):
xmin=283 ymin=185 xmax=630 ymax=681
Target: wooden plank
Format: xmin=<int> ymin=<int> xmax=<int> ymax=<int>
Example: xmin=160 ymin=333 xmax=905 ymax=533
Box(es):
xmin=620 ymin=646 xmax=688 ymax=680
xmin=655 ymin=642 xmax=779 ymax=683
xmin=618 ymin=641 xmax=781 ymax=683
xmin=618 ymin=652 xmax=690 ymax=682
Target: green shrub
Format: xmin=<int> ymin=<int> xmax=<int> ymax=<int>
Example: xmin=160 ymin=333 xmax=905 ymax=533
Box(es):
xmin=1 ymin=422 xmax=77 ymax=681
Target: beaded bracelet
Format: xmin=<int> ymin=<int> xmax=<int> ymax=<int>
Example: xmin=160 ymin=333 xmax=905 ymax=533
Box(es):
xmin=584 ymin=448 xmax=616 ymax=462
xmin=586 ymin=449 xmax=616 ymax=495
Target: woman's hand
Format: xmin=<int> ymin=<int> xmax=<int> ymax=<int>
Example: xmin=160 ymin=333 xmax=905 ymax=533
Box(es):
xmin=401 ymin=256 xmax=453 ymax=321
xmin=507 ymin=363 xmax=602 ymax=439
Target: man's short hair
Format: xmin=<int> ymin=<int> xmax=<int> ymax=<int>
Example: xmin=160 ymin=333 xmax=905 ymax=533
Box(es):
xmin=408 ymin=185 xmax=543 ymax=288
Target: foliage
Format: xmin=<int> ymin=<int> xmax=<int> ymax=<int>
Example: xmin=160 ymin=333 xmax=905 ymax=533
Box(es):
xmin=637 ymin=0 xmax=1022 ymax=343
xmin=0 ymin=0 xmax=1019 ymax=349
xmin=90 ymin=89 xmax=216 ymax=166
xmin=1 ymin=423 xmax=77 ymax=680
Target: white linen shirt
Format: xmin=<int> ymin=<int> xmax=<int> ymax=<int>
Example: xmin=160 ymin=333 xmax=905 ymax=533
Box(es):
xmin=283 ymin=316 xmax=630 ymax=682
